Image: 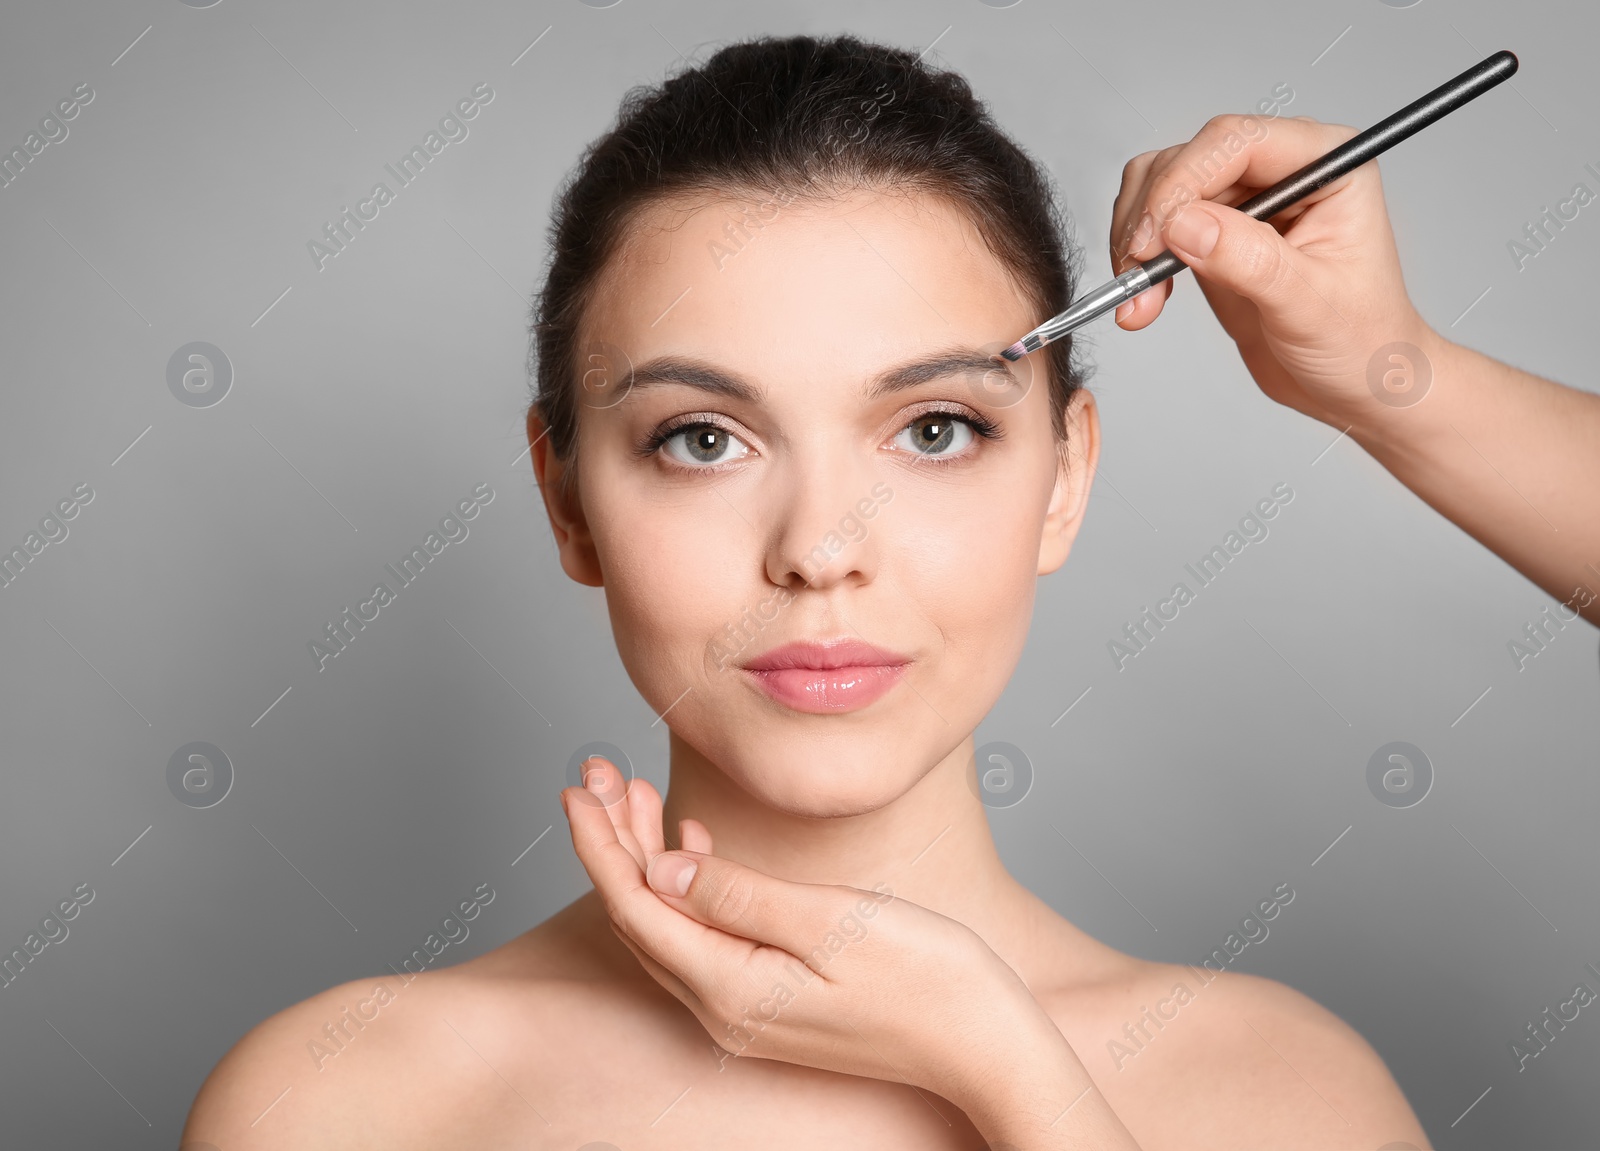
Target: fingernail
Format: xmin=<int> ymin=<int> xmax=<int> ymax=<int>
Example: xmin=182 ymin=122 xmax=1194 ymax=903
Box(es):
xmin=648 ymin=853 xmax=697 ymax=897
xmin=1166 ymin=204 xmax=1219 ymax=259
xmin=1115 ymin=301 xmax=1134 ymax=324
xmin=582 ymin=757 xmax=605 ymax=791
xmin=1125 ymin=211 xmax=1154 ymax=258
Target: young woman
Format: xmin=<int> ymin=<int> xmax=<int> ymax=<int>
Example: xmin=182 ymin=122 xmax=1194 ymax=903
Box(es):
xmin=183 ymin=33 xmax=1451 ymax=1149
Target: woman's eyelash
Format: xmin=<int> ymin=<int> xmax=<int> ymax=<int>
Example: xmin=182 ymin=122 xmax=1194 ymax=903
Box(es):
xmin=636 ymin=408 xmax=998 ymax=451
xmin=634 ymin=413 xmax=734 ymax=459
xmin=892 ymin=408 xmax=1003 ymax=468
xmin=633 ymin=405 xmax=998 ymax=467
xmin=923 ymin=407 xmax=1002 ymax=442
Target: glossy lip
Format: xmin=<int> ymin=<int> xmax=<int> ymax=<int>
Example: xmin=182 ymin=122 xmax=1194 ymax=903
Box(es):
xmin=740 ymin=639 xmax=911 ymax=715
xmin=740 ymin=639 xmax=910 ymax=671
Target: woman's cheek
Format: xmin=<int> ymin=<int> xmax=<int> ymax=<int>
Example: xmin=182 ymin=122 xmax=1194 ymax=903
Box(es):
xmin=896 ymin=484 xmax=1033 ymax=602
xmin=902 ymin=494 xmax=1036 ymax=685
xmin=601 ymin=519 xmax=742 ymax=686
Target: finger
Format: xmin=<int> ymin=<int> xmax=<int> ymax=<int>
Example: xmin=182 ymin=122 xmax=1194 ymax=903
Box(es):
xmin=1118 ymin=122 xmax=1344 ymax=281
xmin=1158 ymin=199 xmax=1333 ymax=330
xmin=564 ymin=785 xmax=758 ymax=979
xmin=579 ymin=754 xmax=628 ymax=810
xmin=1114 ymin=140 xmax=1268 ymax=327
xmin=1110 ymin=148 xmax=1164 ymax=270
xmin=680 ymin=818 xmax=713 ymax=854
xmin=610 ymin=916 xmax=780 ymax=1062
xmin=1121 ymin=145 xmax=1192 ymax=264
xmin=644 ymin=849 xmax=882 ymax=964
xmin=1128 ymin=116 xmax=1359 ymax=262
xmin=608 ymin=916 xmax=703 ymax=1011
xmin=627 ymin=775 xmax=667 ymax=861
xmin=578 ymin=756 xmax=651 ymax=868
xmin=1123 ymin=166 xmax=1256 ymax=268
xmin=561 ymin=780 xmax=645 ymax=890
xmin=1113 ymin=278 xmax=1174 ymax=330
xmin=1157 ymin=189 xmax=1284 ymax=335
xmin=1119 ymin=147 xmax=1197 ymax=271
xmin=565 ymin=784 xmax=763 ymax=1028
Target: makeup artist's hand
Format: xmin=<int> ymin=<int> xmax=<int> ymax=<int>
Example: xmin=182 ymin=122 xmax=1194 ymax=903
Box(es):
xmin=560 ymin=757 xmax=1136 ymax=1146
xmin=1109 ymin=114 xmax=1600 ymax=626
xmin=1109 ymin=114 xmax=1441 ymax=435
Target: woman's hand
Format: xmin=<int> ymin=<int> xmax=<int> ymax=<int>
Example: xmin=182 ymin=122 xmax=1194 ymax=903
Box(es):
xmin=1110 ymin=113 xmax=1442 ymax=439
xmin=558 ymin=757 xmax=1135 ymax=1144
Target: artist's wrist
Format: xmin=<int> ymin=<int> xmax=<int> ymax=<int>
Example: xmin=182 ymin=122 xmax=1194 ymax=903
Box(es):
xmin=1344 ymin=321 xmax=1469 ymax=467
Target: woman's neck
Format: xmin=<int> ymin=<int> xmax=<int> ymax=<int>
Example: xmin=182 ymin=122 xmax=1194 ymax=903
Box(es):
xmin=659 ymin=729 xmax=1060 ymax=976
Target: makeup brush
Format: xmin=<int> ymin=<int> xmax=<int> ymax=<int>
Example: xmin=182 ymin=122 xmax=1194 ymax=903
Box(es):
xmin=1000 ymin=49 xmax=1518 ymax=362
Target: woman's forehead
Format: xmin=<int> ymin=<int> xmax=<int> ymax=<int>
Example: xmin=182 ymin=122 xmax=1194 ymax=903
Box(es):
xmin=583 ymin=188 xmax=1034 ymax=376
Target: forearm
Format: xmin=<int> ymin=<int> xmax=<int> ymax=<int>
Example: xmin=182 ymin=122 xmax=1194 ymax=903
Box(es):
xmin=1351 ymin=328 xmax=1600 ymax=625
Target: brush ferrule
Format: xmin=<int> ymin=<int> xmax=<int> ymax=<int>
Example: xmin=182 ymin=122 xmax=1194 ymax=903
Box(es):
xmin=1020 ymin=265 xmax=1151 ymax=353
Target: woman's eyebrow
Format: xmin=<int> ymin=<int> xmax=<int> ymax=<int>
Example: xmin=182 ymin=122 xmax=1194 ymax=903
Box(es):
xmin=864 ymin=349 xmax=1018 ymax=398
xmin=628 ymin=356 xmax=763 ymax=402
xmin=625 ymin=348 xmax=1017 ymax=401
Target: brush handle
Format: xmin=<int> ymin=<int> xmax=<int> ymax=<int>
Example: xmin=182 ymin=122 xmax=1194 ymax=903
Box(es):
xmin=1137 ymin=49 xmax=1518 ymax=286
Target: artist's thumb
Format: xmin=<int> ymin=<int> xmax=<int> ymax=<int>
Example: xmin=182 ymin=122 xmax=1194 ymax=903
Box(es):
xmin=1160 ymin=200 xmax=1322 ymax=324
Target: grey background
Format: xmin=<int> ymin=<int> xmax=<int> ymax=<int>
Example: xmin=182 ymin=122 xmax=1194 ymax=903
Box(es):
xmin=1 ymin=0 xmax=1595 ymax=1147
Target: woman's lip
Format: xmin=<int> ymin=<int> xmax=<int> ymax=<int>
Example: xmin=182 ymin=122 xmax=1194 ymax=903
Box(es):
xmin=742 ymin=664 xmax=907 ymax=714
xmin=740 ymin=639 xmax=910 ymax=671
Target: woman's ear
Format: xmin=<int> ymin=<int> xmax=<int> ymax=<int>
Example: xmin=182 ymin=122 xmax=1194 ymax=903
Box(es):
xmin=527 ymin=405 xmax=604 ymax=587
xmin=1037 ymin=387 xmax=1100 ymax=576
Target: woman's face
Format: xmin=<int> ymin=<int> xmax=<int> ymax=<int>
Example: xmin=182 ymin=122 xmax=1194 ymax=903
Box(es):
xmin=533 ymin=187 xmax=1098 ymax=817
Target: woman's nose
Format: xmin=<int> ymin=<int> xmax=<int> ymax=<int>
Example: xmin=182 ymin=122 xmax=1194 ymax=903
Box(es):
xmin=764 ymin=459 xmax=883 ymax=590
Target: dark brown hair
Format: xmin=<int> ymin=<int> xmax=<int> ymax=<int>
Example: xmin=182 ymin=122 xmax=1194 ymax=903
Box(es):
xmin=527 ymin=32 xmax=1089 ymax=496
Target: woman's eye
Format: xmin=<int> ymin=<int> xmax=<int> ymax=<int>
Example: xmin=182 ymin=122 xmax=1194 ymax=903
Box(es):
xmin=660 ymin=423 xmax=751 ymax=468
xmin=891 ymin=413 xmax=977 ymax=458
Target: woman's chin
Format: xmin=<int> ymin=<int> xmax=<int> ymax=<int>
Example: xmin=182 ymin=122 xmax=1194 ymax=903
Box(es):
xmin=724 ymin=756 xmax=930 ymax=820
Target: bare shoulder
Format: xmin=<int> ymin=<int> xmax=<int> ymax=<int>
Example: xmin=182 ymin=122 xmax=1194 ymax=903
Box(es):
xmin=180 ymin=968 xmax=443 ymax=1150
xmin=181 ymin=895 xmax=629 ymax=1151
xmin=1062 ymin=958 xmax=1431 ymax=1150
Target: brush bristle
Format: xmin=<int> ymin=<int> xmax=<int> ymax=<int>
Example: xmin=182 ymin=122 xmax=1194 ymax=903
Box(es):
xmin=1000 ymin=341 xmax=1026 ymax=362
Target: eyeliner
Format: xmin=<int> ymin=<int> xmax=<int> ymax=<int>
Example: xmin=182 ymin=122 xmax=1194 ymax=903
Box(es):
xmin=1000 ymin=50 xmax=1518 ymax=362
